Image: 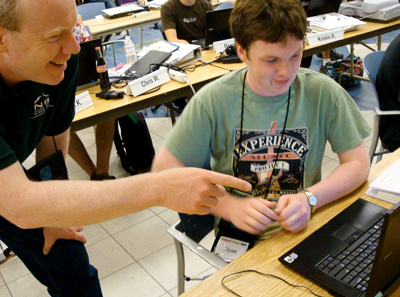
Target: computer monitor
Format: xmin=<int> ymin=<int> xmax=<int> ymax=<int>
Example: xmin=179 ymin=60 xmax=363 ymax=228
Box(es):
xmin=77 ymin=38 xmax=102 ymax=91
xmin=205 ymin=8 xmax=233 ymax=48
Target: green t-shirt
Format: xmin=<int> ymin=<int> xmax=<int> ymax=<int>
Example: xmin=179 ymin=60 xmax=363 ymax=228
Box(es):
xmin=0 ymin=54 xmax=78 ymax=170
xmin=165 ymin=67 xmax=371 ymax=198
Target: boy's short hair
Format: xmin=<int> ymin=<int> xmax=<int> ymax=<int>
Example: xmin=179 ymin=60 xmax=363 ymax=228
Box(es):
xmin=230 ymin=0 xmax=307 ymax=52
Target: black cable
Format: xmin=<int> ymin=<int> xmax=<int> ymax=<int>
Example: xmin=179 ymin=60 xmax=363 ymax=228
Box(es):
xmin=128 ymin=85 xmax=161 ymax=96
xmin=221 ymin=270 xmax=325 ymax=297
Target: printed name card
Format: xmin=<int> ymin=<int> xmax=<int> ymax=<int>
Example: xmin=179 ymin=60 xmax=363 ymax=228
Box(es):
xmin=75 ymin=91 xmax=93 ymax=113
xmin=213 ymin=38 xmax=235 ymax=53
xmin=306 ymin=28 xmax=344 ymax=46
xmin=126 ymin=67 xmax=170 ymax=97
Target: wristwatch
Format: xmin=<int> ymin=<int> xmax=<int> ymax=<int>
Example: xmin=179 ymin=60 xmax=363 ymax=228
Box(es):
xmin=302 ymin=190 xmax=317 ymax=214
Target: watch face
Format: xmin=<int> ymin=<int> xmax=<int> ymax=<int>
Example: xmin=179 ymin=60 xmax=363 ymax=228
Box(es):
xmin=309 ymin=195 xmax=317 ymax=206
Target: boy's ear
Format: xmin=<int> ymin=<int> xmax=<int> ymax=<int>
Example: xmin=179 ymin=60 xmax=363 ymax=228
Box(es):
xmin=236 ymin=42 xmax=247 ymax=63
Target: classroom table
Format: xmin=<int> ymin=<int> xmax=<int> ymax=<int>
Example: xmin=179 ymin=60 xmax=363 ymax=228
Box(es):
xmin=82 ymin=9 xmax=161 ymax=49
xmin=178 ymin=148 xmax=400 ymax=297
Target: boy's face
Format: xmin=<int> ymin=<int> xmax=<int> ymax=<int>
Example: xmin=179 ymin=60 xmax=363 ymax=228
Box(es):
xmin=0 ymin=0 xmax=81 ymax=87
xmin=237 ymin=35 xmax=304 ymax=97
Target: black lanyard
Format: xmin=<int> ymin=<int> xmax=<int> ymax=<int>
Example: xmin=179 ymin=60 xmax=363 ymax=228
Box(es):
xmin=231 ymin=70 xmax=292 ymax=198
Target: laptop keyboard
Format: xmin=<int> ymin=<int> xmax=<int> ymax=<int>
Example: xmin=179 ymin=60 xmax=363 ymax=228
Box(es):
xmin=316 ymin=217 xmax=384 ymax=292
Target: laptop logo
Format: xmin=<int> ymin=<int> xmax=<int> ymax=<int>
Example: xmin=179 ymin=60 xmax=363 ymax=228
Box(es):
xmin=284 ymin=253 xmax=298 ymax=263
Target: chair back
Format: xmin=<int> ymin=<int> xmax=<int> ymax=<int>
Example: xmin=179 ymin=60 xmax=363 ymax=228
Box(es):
xmin=363 ymin=51 xmax=385 ymax=89
xmin=157 ymin=21 xmax=167 ymax=40
xmin=77 ymin=2 xmax=106 ymax=21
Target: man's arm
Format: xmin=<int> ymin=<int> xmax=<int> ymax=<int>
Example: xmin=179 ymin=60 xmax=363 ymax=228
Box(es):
xmin=274 ymin=141 xmax=370 ymax=233
xmin=164 ymin=29 xmax=189 ymax=44
xmin=0 ymin=142 xmax=251 ymax=230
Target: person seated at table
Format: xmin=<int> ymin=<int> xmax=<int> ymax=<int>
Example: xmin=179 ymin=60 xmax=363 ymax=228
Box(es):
xmin=152 ymin=0 xmax=371 ymax=250
xmin=160 ymin=0 xmax=213 ymax=44
xmin=71 ymin=23 xmax=116 ymax=180
xmin=375 ymin=32 xmax=400 ymax=152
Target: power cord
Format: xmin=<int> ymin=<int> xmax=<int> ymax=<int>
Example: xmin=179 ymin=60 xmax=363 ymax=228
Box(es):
xmin=221 ymin=270 xmax=325 ymax=297
xmin=184 ymin=77 xmax=196 ymax=95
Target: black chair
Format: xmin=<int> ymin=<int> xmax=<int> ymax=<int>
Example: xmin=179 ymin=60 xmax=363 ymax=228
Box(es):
xmin=363 ymin=51 xmax=400 ymax=164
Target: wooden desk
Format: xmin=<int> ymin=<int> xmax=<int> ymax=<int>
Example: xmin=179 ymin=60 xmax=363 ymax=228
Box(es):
xmin=71 ymin=50 xmax=244 ymax=132
xmin=82 ymin=9 xmax=161 ymax=48
xmin=179 ymin=149 xmax=400 ymax=297
xmin=303 ymin=19 xmax=400 ymax=58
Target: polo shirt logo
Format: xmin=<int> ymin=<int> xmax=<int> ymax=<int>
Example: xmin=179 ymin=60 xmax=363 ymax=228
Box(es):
xmin=183 ymin=17 xmax=197 ymax=23
xmin=32 ymin=94 xmax=50 ymax=119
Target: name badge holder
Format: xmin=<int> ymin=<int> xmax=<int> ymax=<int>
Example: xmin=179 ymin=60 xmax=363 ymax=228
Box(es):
xmin=211 ymin=219 xmax=257 ymax=262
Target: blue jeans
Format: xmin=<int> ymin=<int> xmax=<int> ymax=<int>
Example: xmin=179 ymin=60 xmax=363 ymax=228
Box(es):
xmin=0 ymin=217 xmax=102 ymax=297
xmin=87 ymin=0 xmax=121 ymax=8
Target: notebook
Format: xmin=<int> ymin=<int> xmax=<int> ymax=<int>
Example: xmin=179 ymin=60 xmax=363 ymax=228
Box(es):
xmin=279 ymin=198 xmax=400 ymax=297
xmin=191 ymin=8 xmax=233 ymax=49
xmin=102 ymin=3 xmax=146 ymax=19
xmin=77 ymin=38 xmax=102 ymax=91
xmin=124 ymin=50 xmax=171 ymax=77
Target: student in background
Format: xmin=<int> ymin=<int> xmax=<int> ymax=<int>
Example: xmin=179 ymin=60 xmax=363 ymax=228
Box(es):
xmin=160 ymin=0 xmax=213 ymax=44
xmin=152 ymin=0 xmax=370 ymax=245
xmin=375 ymin=33 xmax=400 ymax=152
xmin=0 ymin=0 xmax=251 ymax=295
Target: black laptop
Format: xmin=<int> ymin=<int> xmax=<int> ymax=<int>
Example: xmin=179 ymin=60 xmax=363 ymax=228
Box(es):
xmin=279 ymin=198 xmax=400 ymax=297
xmin=191 ymin=8 xmax=233 ymax=50
xmin=77 ymin=38 xmax=102 ymax=91
xmin=124 ymin=50 xmax=171 ymax=77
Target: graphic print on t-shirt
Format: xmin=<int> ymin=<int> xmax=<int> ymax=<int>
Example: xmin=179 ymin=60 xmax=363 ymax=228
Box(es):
xmin=232 ymin=121 xmax=309 ymax=199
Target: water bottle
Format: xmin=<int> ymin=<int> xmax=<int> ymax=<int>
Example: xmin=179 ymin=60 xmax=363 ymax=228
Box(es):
xmin=95 ymin=47 xmax=111 ymax=91
xmin=124 ymin=36 xmax=137 ymax=65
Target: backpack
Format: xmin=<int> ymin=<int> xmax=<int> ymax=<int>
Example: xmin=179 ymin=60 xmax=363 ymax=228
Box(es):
xmin=114 ymin=112 xmax=155 ymax=175
xmin=325 ymin=54 xmax=364 ymax=89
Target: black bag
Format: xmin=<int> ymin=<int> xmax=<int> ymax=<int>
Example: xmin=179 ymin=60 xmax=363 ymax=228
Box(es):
xmin=114 ymin=112 xmax=155 ymax=175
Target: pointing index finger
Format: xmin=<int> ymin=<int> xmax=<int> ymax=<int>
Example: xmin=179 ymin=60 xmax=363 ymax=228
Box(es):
xmin=209 ymin=172 xmax=252 ymax=192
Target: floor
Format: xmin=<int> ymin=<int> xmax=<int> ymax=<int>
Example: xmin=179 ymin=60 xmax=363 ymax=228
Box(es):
xmin=0 ymin=26 xmax=398 ymax=297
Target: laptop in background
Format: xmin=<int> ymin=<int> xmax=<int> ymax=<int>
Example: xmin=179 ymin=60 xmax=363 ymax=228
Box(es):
xmin=279 ymin=198 xmax=400 ymax=297
xmin=191 ymin=8 xmax=233 ymax=49
xmin=102 ymin=3 xmax=147 ymax=19
xmin=77 ymin=38 xmax=102 ymax=91
xmin=124 ymin=50 xmax=172 ymax=77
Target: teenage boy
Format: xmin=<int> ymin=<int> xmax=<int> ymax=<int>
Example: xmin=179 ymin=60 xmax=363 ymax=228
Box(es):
xmin=152 ymin=0 xmax=371 ymax=244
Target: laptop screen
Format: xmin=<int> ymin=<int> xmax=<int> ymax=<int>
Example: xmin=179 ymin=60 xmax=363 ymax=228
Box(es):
xmin=205 ymin=8 xmax=233 ymax=47
xmin=77 ymin=38 xmax=102 ymax=91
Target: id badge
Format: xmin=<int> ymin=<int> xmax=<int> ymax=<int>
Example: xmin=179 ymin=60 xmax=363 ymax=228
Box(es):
xmin=212 ymin=236 xmax=249 ymax=263
xmin=211 ymin=219 xmax=258 ymax=262
xmin=25 ymin=150 xmax=68 ymax=181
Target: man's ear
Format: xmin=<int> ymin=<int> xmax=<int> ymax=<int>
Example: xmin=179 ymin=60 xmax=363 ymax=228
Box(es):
xmin=236 ymin=42 xmax=247 ymax=63
xmin=0 ymin=27 xmax=8 ymax=53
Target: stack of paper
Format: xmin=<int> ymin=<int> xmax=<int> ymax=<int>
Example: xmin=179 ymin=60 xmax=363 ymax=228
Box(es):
xmin=307 ymin=13 xmax=366 ymax=32
xmin=164 ymin=42 xmax=202 ymax=67
xmin=366 ymin=158 xmax=400 ymax=203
